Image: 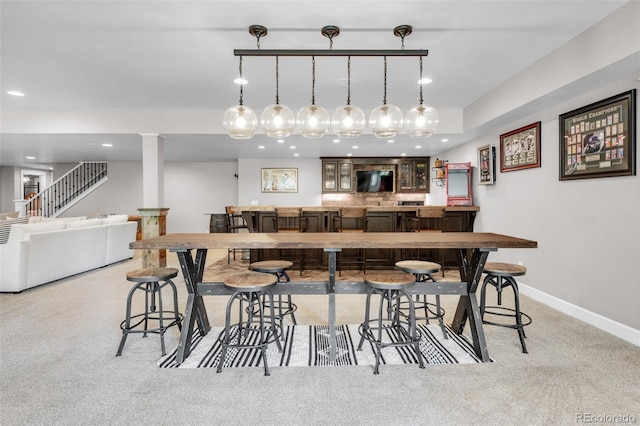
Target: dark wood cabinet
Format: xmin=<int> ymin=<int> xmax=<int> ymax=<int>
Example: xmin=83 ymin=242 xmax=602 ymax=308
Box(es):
xmin=322 ymin=160 xmax=353 ymax=192
xmin=398 ymin=159 xmax=429 ymax=193
xmin=243 ymin=206 xmax=477 ymax=271
xmin=322 ymin=157 xmax=430 ymax=194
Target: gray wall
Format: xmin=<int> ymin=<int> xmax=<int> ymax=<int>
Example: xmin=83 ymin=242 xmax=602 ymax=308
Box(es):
xmin=439 ymin=78 xmax=639 ymax=336
xmin=238 ymin=158 xmax=322 ymax=206
xmin=62 ymin=161 xmax=239 ymax=233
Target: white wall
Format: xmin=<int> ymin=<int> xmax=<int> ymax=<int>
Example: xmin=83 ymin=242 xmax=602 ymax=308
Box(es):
xmin=237 ymin=158 xmax=322 ymax=206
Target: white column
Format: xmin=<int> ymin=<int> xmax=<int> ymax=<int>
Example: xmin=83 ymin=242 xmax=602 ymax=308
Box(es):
xmin=140 ymin=133 xmax=164 ymax=207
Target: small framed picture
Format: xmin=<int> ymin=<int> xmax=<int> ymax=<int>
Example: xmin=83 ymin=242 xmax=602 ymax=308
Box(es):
xmin=477 ymin=144 xmax=495 ymax=185
xmin=261 ymin=168 xmax=298 ymax=193
xmin=500 ymin=122 xmax=541 ymax=172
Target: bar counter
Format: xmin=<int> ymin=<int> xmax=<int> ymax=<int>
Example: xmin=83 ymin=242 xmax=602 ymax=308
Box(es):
xmin=232 ymin=205 xmax=479 ymax=270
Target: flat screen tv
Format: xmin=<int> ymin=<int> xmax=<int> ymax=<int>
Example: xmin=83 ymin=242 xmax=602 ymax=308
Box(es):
xmin=356 ymin=170 xmax=394 ymax=193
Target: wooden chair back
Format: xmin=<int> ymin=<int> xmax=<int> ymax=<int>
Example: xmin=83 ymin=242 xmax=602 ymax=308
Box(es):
xmin=274 ymin=207 xmax=304 ymax=232
xmin=410 ymin=206 xmax=445 ymax=232
xmin=335 ymin=207 xmax=368 ymax=232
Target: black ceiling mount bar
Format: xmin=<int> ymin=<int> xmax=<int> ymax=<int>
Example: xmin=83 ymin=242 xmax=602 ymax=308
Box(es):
xmin=237 ymin=25 xmax=426 ymax=57
xmin=234 ymin=49 xmax=428 ymax=57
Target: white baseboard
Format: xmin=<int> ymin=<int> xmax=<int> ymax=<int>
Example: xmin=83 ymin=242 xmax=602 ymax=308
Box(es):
xmin=518 ymin=282 xmax=640 ymax=347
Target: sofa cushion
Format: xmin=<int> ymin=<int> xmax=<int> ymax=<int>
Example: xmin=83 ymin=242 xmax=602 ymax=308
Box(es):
xmin=102 ymin=214 xmax=128 ymax=224
xmin=65 ymin=218 xmax=103 ymax=229
xmin=0 ymin=217 xmax=30 ymax=244
xmin=7 ymin=221 xmax=66 ymax=243
xmin=0 ymin=211 xmax=19 ymax=220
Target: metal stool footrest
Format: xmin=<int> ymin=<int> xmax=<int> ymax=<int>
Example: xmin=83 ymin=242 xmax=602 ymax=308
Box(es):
xmin=119 ymin=312 xmax=183 ymax=336
xmin=357 ymin=285 xmax=425 ymax=374
xmin=218 ymin=284 xmax=283 ymax=376
xmin=116 ymin=271 xmax=182 ymax=357
xmin=480 ymin=265 xmax=531 ymax=353
xmin=482 ymin=305 xmax=532 ymax=329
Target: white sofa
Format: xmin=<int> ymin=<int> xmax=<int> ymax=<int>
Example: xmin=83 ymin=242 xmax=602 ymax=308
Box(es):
xmin=0 ymin=216 xmax=137 ymax=293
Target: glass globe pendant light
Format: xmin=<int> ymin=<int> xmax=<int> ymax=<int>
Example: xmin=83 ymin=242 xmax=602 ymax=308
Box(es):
xmin=332 ymin=56 xmax=365 ymax=138
xmin=405 ymin=56 xmax=439 ymax=137
xmin=261 ymin=56 xmax=295 ymax=138
xmin=369 ymin=56 xmax=403 ymax=138
xmin=223 ymin=56 xmax=258 ymax=139
xmin=297 ymin=56 xmax=330 ymax=138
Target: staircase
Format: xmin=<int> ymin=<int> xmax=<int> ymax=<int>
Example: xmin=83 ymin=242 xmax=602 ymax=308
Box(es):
xmin=24 ymin=162 xmax=109 ymax=218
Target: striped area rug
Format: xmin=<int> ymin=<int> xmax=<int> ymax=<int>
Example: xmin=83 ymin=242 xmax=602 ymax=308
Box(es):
xmin=158 ymin=324 xmax=485 ymax=369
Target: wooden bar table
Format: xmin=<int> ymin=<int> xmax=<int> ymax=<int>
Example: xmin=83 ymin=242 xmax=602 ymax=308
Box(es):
xmin=131 ymin=232 xmax=537 ymax=365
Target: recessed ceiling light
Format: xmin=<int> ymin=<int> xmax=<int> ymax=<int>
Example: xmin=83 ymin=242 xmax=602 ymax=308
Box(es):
xmin=25 ymin=156 xmax=36 ymax=160
xmin=290 ymin=145 xmax=296 ymax=149
xmin=352 ymin=146 xmax=359 ymax=149
xmin=333 ymin=139 xmax=340 ymax=143
xmin=294 ymin=153 xmax=299 ymax=157
xmin=277 ymin=139 xmax=284 ymax=143
xmin=101 ymin=143 xmax=113 ymax=147
xmin=8 ymin=90 xmax=25 ymax=96
xmin=387 ymin=139 xmax=395 ymax=143
xmin=347 ymin=153 xmax=353 ymax=157
xmin=234 ymin=78 xmax=248 ymax=85
xmin=440 ymin=138 xmax=448 ymax=143
xmin=258 ymin=145 xmax=265 ymax=149
xmin=400 ymin=153 xmax=407 ymax=157
xmin=415 ymin=145 xmax=422 ymax=149
xmin=418 ymin=78 xmax=432 ymax=85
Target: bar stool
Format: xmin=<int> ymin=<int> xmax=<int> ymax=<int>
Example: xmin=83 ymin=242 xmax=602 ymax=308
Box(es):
xmin=480 ymin=262 xmax=532 ymax=353
xmin=217 ymin=271 xmax=283 ymax=376
xmin=273 ymin=207 xmax=307 ymax=275
xmin=333 ymin=207 xmax=368 ymax=276
xmin=249 ymin=260 xmax=297 ymax=329
xmin=357 ymin=271 xmax=425 ymax=374
xmin=395 ymin=260 xmax=448 ymax=339
xmin=116 ymin=267 xmax=183 ymax=357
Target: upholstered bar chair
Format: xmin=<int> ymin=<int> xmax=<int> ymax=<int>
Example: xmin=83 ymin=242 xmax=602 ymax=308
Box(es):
xmin=407 ymin=206 xmax=445 ymax=273
xmin=333 ymin=207 xmax=368 ymax=275
xmin=225 ymin=206 xmax=248 ymax=264
xmin=273 ymin=207 xmax=306 ymax=275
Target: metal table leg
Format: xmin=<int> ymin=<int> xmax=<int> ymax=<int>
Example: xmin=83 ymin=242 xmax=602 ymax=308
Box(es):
xmin=175 ymin=249 xmax=211 ymax=364
xmin=450 ymin=248 xmax=491 ymax=362
xmin=324 ymin=248 xmax=340 ymax=364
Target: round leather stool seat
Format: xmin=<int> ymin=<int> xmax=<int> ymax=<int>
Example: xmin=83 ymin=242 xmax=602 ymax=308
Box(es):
xmin=218 ymin=271 xmax=283 ymax=376
xmin=364 ymin=271 xmax=416 ymax=290
xmin=357 ymin=271 xmax=424 ymax=374
xmin=480 ymin=262 xmax=531 ymax=353
xmin=224 ymin=270 xmax=278 ymax=291
xmin=249 ymin=260 xmax=294 ymax=275
xmin=249 ymin=260 xmax=297 ymax=328
xmin=395 ymin=260 xmax=440 ymax=275
xmin=483 ymin=262 xmax=527 ymax=277
xmin=125 ymin=267 xmax=179 ymax=282
xmin=116 ymin=267 xmax=183 ymax=357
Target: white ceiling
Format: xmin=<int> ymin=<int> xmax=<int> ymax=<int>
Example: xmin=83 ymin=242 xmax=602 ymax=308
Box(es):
xmin=0 ymin=0 xmax=630 ymax=169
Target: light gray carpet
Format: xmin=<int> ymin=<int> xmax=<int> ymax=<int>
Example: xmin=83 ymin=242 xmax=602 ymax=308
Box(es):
xmin=1 ymin=250 xmax=639 ymax=425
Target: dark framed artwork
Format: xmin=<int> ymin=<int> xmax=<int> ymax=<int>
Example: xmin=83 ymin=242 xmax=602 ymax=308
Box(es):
xmin=500 ymin=122 xmax=541 ymax=172
xmin=559 ymin=89 xmax=636 ymax=181
xmin=477 ymin=144 xmax=496 ymax=185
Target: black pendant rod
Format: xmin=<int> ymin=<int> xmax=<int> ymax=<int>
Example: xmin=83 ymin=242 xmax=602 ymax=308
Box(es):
xmin=234 ymin=49 xmax=428 ymax=57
